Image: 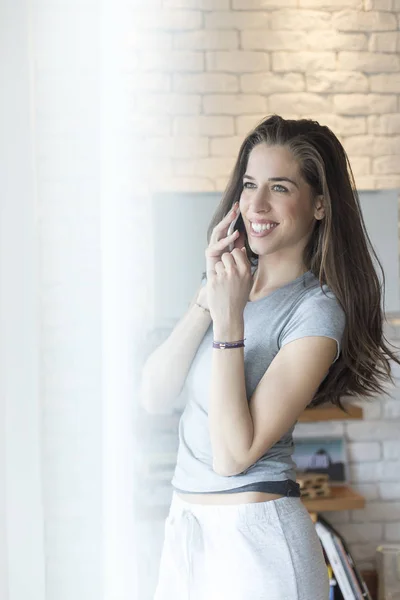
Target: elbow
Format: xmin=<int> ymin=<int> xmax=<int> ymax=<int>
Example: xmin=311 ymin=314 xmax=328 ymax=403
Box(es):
xmin=138 ymin=374 xmax=182 ymax=416
xmin=138 ymin=365 xmax=174 ymax=415
xmin=212 ymin=458 xmax=246 ymax=478
xmin=138 ymin=388 xmax=158 ymax=415
xmin=139 ymin=388 xmax=173 ymax=416
xmin=138 ymin=382 xmax=169 ymax=416
xmin=140 ymin=396 xmax=163 ymax=416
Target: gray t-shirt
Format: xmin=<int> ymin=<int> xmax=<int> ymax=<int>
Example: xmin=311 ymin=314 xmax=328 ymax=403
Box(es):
xmin=171 ymin=269 xmax=346 ymax=494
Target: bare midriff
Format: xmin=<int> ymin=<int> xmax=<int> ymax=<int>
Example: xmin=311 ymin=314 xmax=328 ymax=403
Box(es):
xmin=176 ymin=491 xmax=284 ymax=505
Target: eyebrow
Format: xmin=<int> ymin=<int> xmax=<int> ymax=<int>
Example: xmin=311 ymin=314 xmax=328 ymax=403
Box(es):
xmin=243 ymin=174 xmax=299 ymax=189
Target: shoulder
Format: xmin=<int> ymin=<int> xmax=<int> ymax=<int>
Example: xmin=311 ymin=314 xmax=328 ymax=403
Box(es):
xmin=278 ymin=274 xmax=346 ymax=362
xmin=294 ymin=273 xmax=346 ymax=323
xmin=306 ymin=279 xmax=345 ymax=319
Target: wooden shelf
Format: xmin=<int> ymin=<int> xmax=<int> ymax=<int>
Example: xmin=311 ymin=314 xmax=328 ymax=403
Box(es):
xmin=298 ymin=405 xmax=366 ymax=514
xmin=302 ymin=485 xmax=365 ymax=513
xmin=299 ymin=404 xmax=363 ymax=423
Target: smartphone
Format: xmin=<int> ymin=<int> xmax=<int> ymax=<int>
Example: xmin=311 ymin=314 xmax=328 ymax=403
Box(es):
xmin=227 ymin=205 xmax=242 ymax=252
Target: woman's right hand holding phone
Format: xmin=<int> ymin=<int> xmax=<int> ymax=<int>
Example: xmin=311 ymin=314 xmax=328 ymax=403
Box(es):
xmin=196 ymin=202 xmax=244 ymax=310
xmin=206 ymin=201 xmax=243 ymax=275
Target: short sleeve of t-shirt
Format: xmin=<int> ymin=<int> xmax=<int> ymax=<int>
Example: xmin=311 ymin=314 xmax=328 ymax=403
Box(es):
xmin=278 ymin=289 xmax=346 ymax=364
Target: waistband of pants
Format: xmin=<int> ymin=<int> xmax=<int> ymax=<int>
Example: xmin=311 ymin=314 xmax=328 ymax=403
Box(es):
xmin=169 ymin=491 xmax=303 ymax=525
xmin=173 ymin=478 xmax=300 ymax=497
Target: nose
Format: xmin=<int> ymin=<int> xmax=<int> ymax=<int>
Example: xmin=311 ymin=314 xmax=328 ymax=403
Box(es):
xmin=249 ymin=186 xmax=272 ymax=213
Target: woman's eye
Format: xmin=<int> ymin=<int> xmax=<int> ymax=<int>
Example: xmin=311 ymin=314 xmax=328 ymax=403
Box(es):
xmin=272 ymin=184 xmax=288 ymax=193
xmin=243 ymin=181 xmax=288 ymax=192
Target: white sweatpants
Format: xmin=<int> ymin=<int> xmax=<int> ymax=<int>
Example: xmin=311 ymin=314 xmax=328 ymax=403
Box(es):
xmin=154 ymin=492 xmax=329 ymax=600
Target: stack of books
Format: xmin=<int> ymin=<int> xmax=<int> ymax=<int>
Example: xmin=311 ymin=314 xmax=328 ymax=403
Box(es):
xmin=315 ymin=515 xmax=373 ymax=600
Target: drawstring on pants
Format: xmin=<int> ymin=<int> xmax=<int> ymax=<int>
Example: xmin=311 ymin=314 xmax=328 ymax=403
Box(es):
xmin=170 ymin=508 xmax=203 ymax=599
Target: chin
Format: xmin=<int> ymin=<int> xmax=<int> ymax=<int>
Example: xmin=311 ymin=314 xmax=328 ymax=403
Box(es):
xmin=250 ymin=242 xmax=275 ymax=258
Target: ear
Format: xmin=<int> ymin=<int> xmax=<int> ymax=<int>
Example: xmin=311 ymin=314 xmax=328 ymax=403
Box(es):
xmin=314 ymin=195 xmax=325 ymax=221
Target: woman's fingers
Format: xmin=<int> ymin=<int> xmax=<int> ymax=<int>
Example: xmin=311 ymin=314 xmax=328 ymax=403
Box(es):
xmin=216 ymin=248 xmax=248 ymax=272
xmin=210 ymin=202 xmax=239 ymax=244
xmin=214 ymin=260 xmax=226 ymax=275
xmin=206 ymin=229 xmax=239 ymax=258
xmin=220 ymin=251 xmax=235 ymax=270
xmin=231 ymin=246 xmax=248 ymax=264
xmin=208 ymin=247 xmax=249 ymax=279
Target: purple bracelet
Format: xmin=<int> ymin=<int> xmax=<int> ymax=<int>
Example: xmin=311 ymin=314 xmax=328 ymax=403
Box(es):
xmin=213 ymin=338 xmax=245 ymax=349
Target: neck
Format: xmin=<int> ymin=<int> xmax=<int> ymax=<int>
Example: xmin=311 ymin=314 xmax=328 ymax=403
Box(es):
xmin=251 ymin=264 xmax=308 ymax=296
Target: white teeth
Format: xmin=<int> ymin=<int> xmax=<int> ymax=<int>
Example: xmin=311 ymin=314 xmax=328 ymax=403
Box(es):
xmin=251 ymin=222 xmax=277 ymax=233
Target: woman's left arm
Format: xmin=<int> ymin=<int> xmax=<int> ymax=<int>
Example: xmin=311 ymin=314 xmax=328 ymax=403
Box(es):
xmin=209 ymin=315 xmax=252 ymax=476
xmin=209 ymin=328 xmax=337 ymax=476
xmin=207 ymin=249 xmax=338 ymax=477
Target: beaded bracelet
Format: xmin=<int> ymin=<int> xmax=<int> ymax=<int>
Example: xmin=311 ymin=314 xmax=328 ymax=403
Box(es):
xmin=213 ymin=338 xmax=246 ymax=350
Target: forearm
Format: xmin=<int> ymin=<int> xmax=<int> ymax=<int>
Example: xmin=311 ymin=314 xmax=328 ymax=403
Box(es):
xmin=209 ymin=317 xmax=254 ymax=476
xmin=140 ymin=303 xmax=211 ymax=414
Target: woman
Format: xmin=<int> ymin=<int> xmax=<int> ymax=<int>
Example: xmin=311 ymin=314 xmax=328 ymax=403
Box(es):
xmin=140 ymin=115 xmax=399 ymax=600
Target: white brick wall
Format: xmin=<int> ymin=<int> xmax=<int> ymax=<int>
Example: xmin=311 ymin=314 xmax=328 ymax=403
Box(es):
xmin=131 ymin=0 xmax=400 ymax=192
xmin=130 ymin=0 xmax=400 ymax=589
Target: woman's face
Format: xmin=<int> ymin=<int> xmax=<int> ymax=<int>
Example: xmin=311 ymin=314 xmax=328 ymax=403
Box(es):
xmin=239 ymin=143 xmax=324 ymax=259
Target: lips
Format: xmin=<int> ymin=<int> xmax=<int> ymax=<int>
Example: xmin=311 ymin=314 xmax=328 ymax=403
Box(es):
xmin=249 ymin=223 xmax=279 ymax=238
xmin=250 ymin=220 xmax=278 ymax=225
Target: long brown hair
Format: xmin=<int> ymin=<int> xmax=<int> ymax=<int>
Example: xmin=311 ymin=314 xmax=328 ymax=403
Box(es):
xmin=206 ymin=114 xmax=400 ymax=409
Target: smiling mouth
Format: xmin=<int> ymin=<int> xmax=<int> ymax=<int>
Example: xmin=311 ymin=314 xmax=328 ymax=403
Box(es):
xmin=251 ymin=222 xmax=278 ymax=231
xmin=250 ymin=222 xmax=279 ymax=236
